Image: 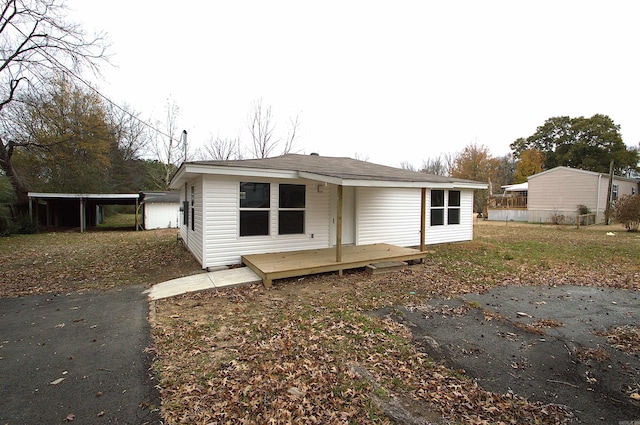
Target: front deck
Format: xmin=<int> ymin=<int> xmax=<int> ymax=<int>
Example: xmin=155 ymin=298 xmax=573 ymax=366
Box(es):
xmin=242 ymin=243 xmax=430 ymax=287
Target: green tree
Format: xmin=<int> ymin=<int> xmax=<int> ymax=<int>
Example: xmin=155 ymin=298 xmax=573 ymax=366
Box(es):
xmin=0 ymin=0 xmax=108 ymax=207
xmin=514 ymin=148 xmax=545 ymax=183
xmin=450 ymin=143 xmax=499 ymax=213
xmin=510 ymin=115 xmax=639 ymax=175
xmin=11 ymin=78 xmax=114 ymax=193
xmin=494 ymin=153 xmax=516 ymax=190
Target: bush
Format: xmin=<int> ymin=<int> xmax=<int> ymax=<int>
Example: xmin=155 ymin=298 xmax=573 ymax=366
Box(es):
xmin=577 ymin=204 xmax=591 ymax=215
xmin=612 ymin=194 xmax=640 ymax=232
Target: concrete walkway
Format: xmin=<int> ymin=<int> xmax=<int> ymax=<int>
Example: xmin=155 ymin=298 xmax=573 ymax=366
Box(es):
xmin=145 ymin=267 xmax=262 ymax=300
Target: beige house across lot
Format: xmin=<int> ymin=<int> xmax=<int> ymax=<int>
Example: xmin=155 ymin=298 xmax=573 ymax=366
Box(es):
xmin=488 ymin=166 xmax=639 ymax=224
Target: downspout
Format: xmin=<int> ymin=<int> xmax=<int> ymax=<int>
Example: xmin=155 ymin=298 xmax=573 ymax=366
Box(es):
xmin=596 ymin=174 xmax=601 ymax=223
xmin=185 ymin=182 xmax=189 ymax=247
xmin=336 ymin=185 xmax=343 ymax=263
xmin=420 ymin=188 xmax=426 ymax=252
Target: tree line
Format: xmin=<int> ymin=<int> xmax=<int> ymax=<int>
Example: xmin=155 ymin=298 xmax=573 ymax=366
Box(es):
xmin=402 ymin=114 xmax=639 ymax=213
xmin=1 ymin=1 xmax=638 ymax=233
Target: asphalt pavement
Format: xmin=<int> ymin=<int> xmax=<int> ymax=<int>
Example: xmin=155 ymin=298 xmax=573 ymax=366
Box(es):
xmin=0 ymin=285 xmax=160 ymax=424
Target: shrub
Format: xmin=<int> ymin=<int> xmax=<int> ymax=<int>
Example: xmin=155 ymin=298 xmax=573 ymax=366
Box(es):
xmin=577 ymin=204 xmax=591 ymax=215
xmin=612 ymin=194 xmax=640 ymax=232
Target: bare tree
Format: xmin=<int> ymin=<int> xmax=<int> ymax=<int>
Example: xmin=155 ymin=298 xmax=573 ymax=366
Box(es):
xmin=420 ymin=155 xmax=449 ymax=176
xmin=281 ymin=115 xmax=300 ymax=155
xmin=247 ymin=98 xmax=301 ymax=158
xmin=0 ymin=0 xmax=108 ymax=206
xmin=107 ymin=103 xmax=148 ymax=161
xmin=399 ymin=161 xmax=416 ymax=171
xmin=248 ymin=98 xmax=275 ymax=159
xmin=199 ymin=135 xmax=242 ymax=161
xmin=150 ymin=99 xmax=185 ymax=190
xmin=354 ymin=152 xmax=369 ymax=162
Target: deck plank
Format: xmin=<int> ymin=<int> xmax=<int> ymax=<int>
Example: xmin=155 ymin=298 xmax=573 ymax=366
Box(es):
xmin=242 ymin=244 xmax=429 ymax=287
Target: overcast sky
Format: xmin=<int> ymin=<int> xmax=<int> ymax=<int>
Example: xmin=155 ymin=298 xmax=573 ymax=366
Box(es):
xmin=68 ymin=1 xmax=640 ymax=168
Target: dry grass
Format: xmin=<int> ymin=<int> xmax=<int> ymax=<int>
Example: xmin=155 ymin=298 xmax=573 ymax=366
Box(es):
xmin=2 ymin=221 xmax=638 ymax=423
xmin=0 ymin=228 xmax=201 ymax=297
xmin=151 ymin=222 xmax=639 ymax=424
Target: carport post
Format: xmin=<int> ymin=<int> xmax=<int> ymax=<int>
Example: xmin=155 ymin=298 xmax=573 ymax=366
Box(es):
xmin=79 ymin=198 xmax=85 ymax=233
xmin=336 ymin=185 xmax=343 ymax=264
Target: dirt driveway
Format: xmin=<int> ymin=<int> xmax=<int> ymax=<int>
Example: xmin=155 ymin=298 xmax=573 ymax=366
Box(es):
xmin=0 ymin=285 xmax=160 ymax=424
xmin=376 ymin=285 xmax=640 ymax=424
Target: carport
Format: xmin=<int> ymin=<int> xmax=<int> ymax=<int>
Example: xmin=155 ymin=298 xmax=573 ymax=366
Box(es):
xmin=27 ymin=193 xmax=142 ymax=232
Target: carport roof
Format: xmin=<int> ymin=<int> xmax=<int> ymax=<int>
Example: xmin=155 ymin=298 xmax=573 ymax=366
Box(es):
xmin=28 ymin=193 xmax=141 ymax=205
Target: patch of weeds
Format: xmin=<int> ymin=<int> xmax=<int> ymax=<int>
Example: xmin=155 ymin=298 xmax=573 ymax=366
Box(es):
xmin=513 ymin=321 xmax=546 ymax=335
xmin=465 ymin=300 xmax=482 ymax=309
xmin=530 ymin=319 xmax=564 ymax=329
xmin=595 ymin=325 xmax=640 ymax=355
xmin=574 ymin=346 xmax=611 ymax=363
xmin=503 ymin=253 xmax=514 ymax=261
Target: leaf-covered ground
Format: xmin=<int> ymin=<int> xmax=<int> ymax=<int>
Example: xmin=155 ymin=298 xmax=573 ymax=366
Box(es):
xmin=2 ymin=223 xmax=638 ymax=423
xmin=151 ymin=223 xmax=639 ymax=424
xmin=0 ymin=229 xmax=201 ymax=297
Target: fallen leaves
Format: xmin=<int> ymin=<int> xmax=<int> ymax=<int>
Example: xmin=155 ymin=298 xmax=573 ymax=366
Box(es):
xmin=0 ymin=229 xmax=202 ymax=298
xmin=152 ymin=280 xmax=576 ymax=424
xmin=595 ymin=325 xmax=640 ymax=355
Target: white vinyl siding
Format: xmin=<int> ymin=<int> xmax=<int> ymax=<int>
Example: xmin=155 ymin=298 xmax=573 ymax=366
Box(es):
xmin=356 ymin=187 xmax=475 ymax=247
xmin=144 ymin=202 xmax=179 ymax=229
xmin=424 ymin=190 xmax=474 ymax=245
xmin=179 ymin=177 xmax=203 ymax=265
xmin=201 ymin=176 xmax=330 ymax=268
xmin=357 ymin=187 xmax=421 ymax=247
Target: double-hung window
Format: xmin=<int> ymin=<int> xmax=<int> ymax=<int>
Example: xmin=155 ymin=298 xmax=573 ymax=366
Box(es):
xmin=239 ymin=182 xmax=270 ymax=236
xmin=448 ymin=190 xmax=461 ymax=224
xmin=430 ymin=189 xmax=461 ymax=226
xmin=278 ymin=184 xmax=305 ymax=235
xmin=430 ymin=190 xmax=445 ymax=226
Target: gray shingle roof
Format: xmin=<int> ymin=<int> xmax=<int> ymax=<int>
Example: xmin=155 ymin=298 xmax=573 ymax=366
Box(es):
xmin=186 ymin=154 xmax=483 ymax=185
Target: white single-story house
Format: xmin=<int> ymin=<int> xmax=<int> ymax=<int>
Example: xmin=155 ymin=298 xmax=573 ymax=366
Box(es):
xmin=141 ymin=191 xmax=180 ymax=229
xmin=169 ymin=154 xmax=486 ymax=276
xmin=487 ymin=166 xmax=639 ymax=223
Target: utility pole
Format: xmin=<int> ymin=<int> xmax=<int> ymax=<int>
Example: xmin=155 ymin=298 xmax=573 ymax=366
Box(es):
xmin=604 ymin=160 xmax=614 ymax=225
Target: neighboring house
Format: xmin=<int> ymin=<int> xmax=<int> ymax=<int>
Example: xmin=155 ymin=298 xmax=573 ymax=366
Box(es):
xmin=487 ymin=166 xmax=639 ymax=223
xmin=169 ymin=154 xmax=486 ymax=270
xmin=487 ymin=182 xmax=528 ymax=222
xmin=141 ymin=191 xmax=180 ymax=229
xmin=527 ymin=166 xmax=638 ymax=224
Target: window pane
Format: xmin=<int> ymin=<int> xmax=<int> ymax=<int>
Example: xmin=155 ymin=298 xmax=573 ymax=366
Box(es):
xmin=448 ymin=208 xmax=460 ymax=225
xmin=240 ymin=211 xmax=269 ymax=236
xmin=431 ymin=190 xmax=445 ymax=207
xmin=240 ymin=182 xmax=270 ymax=208
xmin=431 ymin=209 xmax=444 ymax=226
xmin=279 ymin=184 xmax=306 ymax=208
xmin=448 ymin=190 xmax=461 ymax=207
xmin=279 ymin=211 xmax=304 ymax=234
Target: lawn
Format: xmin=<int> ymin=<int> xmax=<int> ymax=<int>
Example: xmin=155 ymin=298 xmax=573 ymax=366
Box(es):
xmin=1 ymin=222 xmax=638 ymax=423
xmin=0 ymin=228 xmax=201 ymax=297
xmin=150 ymin=222 xmax=638 ymax=424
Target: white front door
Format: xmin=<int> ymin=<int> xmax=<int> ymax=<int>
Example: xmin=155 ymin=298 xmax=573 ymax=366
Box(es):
xmin=330 ymin=186 xmax=355 ymax=246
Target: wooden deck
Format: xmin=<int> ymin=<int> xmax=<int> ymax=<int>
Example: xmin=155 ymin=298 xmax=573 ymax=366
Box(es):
xmin=242 ymin=243 xmax=430 ymax=288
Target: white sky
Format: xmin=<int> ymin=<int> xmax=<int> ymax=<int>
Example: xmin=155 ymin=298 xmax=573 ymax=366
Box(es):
xmin=68 ymin=0 xmax=640 ymax=168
